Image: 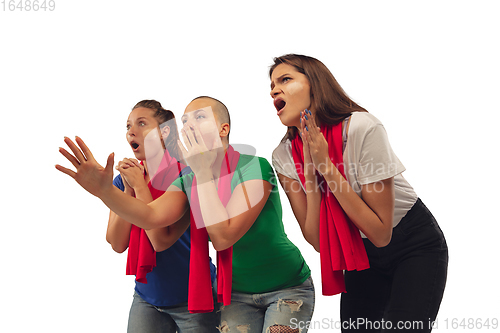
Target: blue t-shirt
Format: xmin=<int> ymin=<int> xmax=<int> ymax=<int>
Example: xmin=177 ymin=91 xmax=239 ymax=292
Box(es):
xmin=113 ymin=172 xmax=216 ymax=307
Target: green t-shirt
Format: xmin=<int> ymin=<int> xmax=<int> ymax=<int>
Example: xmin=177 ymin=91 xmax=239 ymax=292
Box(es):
xmin=171 ymin=154 xmax=311 ymax=293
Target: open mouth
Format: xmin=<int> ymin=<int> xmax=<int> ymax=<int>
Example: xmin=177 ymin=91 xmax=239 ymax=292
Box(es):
xmin=130 ymin=142 xmax=140 ymax=151
xmin=274 ymin=98 xmax=286 ymax=115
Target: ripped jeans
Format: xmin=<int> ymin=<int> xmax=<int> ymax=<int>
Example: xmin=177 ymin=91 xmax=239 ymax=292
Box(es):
xmin=127 ymin=291 xmax=220 ymax=333
xmin=218 ymin=276 xmax=314 ymax=333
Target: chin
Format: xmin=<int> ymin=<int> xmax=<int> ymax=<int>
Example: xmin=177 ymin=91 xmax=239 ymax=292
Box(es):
xmin=133 ymin=151 xmax=145 ymax=161
xmin=279 ymin=114 xmax=299 ymax=128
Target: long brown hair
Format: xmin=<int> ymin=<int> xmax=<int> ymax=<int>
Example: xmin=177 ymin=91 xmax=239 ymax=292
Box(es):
xmin=269 ymin=54 xmax=367 ymax=141
xmin=132 ymin=100 xmax=182 ymax=161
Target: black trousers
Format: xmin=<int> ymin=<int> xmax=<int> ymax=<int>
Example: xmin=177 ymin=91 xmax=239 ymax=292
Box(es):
xmin=341 ymin=199 xmax=448 ymax=332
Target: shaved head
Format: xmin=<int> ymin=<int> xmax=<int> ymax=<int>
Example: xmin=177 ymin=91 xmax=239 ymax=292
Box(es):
xmin=191 ymin=96 xmax=231 ymax=134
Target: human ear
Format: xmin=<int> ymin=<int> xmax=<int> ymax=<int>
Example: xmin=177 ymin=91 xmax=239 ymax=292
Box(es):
xmin=219 ymin=123 xmax=230 ymax=138
xmin=160 ymin=126 xmax=171 ymax=141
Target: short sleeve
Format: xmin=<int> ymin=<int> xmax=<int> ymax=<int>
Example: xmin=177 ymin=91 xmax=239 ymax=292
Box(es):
xmin=347 ymin=113 xmax=406 ymax=186
xmin=271 ymin=140 xmax=300 ymax=182
xmin=113 ymin=174 xmax=125 ymax=192
xmin=232 ymin=155 xmax=277 ymax=190
xmin=170 ymin=172 xmax=194 ymax=196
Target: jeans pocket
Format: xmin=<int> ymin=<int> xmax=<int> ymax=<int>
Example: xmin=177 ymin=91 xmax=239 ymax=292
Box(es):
xmin=399 ymin=219 xmax=422 ymax=236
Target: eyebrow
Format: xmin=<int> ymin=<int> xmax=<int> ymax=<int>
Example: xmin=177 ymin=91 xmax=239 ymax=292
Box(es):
xmin=127 ymin=117 xmax=148 ymax=124
xmin=270 ymin=73 xmax=291 ymax=89
xmin=182 ymin=109 xmax=209 ymax=120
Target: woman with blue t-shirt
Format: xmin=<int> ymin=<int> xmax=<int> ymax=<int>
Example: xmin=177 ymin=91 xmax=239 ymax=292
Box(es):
xmin=105 ymin=100 xmax=219 ymax=333
xmin=56 ymin=97 xmax=315 ymax=333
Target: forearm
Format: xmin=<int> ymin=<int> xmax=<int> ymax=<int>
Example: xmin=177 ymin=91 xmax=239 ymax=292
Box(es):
xmin=195 ymin=172 xmax=232 ymax=249
xmin=278 ymin=172 xmax=320 ymax=251
xmin=106 ymin=185 xmax=153 ymax=252
xmin=195 ymin=172 xmax=270 ymax=251
xmin=146 ymin=212 xmax=191 ymax=252
xmin=106 ymin=210 xmax=132 ymax=253
xmin=133 ymin=184 xmax=154 ymax=204
xmin=322 ymin=163 xmax=393 ymax=247
xmin=131 ymin=184 xmax=171 ymax=250
xmin=100 ymin=186 xmax=179 ymax=230
xmin=303 ymin=184 xmax=321 ymax=252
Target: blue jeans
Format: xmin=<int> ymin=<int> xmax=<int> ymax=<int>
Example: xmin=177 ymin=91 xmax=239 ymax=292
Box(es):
xmin=127 ymin=291 xmax=220 ymax=333
xmin=341 ymin=198 xmax=448 ymax=332
xmin=218 ymin=276 xmax=315 ymax=333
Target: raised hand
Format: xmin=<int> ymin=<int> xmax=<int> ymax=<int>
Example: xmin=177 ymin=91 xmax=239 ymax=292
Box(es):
xmin=116 ymin=157 xmax=142 ymax=170
xmin=301 ymin=109 xmax=333 ymax=176
xmin=177 ymin=125 xmax=219 ymax=176
xmin=115 ymin=158 xmax=146 ymax=190
xmin=55 ymin=136 xmax=115 ymax=198
xmin=300 ymin=111 xmax=316 ymax=175
xmin=300 ymin=110 xmax=321 ymax=194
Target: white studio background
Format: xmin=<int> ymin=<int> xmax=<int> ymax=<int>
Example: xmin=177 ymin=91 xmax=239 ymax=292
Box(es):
xmin=1 ymin=1 xmax=498 ymax=332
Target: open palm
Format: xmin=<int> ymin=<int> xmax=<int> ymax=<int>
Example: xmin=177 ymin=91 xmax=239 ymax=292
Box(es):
xmin=56 ymin=136 xmax=114 ymax=198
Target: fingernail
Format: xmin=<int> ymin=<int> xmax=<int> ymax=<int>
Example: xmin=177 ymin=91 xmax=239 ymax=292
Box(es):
xmin=305 ymin=114 xmax=308 ymax=120
xmin=306 ymin=125 xmax=309 ymax=131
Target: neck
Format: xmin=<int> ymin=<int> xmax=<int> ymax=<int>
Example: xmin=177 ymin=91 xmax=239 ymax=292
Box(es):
xmin=144 ymin=149 xmax=166 ymax=180
xmin=210 ymin=141 xmax=229 ymax=181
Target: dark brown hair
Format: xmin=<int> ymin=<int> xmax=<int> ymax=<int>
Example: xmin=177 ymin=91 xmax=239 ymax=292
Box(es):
xmin=269 ymin=54 xmax=367 ymax=140
xmin=132 ymin=100 xmax=181 ymax=161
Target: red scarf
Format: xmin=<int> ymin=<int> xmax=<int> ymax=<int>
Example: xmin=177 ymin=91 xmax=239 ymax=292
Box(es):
xmin=126 ymin=151 xmax=183 ymax=283
xmin=188 ymin=145 xmax=239 ymax=313
xmin=291 ymin=122 xmax=369 ymax=295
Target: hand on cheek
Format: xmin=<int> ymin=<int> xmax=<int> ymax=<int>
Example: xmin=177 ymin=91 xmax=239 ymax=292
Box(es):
xmin=178 ymin=125 xmax=217 ymax=176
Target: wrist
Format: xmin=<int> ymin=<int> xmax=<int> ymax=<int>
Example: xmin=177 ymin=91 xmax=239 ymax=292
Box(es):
xmin=133 ymin=183 xmax=150 ymax=195
xmin=318 ymin=160 xmax=335 ymax=177
xmin=124 ymin=188 xmax=134 ymax=196
xmin=101 ymin=184 xmax=116 ymax=201
xmin=195 ymin=170 xmax=215 ymax=184
xmin=304 ymin=170 xmax=317 ymax=182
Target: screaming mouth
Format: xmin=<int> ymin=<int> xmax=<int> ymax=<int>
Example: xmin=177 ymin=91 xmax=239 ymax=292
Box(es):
xmin=274 ymin=98 xmax=286 ymax=112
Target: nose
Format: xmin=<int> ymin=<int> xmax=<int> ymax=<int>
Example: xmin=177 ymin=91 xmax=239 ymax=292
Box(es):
xmin=127 ymin=124 xmax=137 ymax=138
xmin=270 ymin=85 xmax=281 ymax=98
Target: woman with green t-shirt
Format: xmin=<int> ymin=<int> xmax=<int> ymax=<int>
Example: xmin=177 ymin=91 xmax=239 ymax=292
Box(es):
xmin=56 ymin=96 xmax=314 ymax=333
